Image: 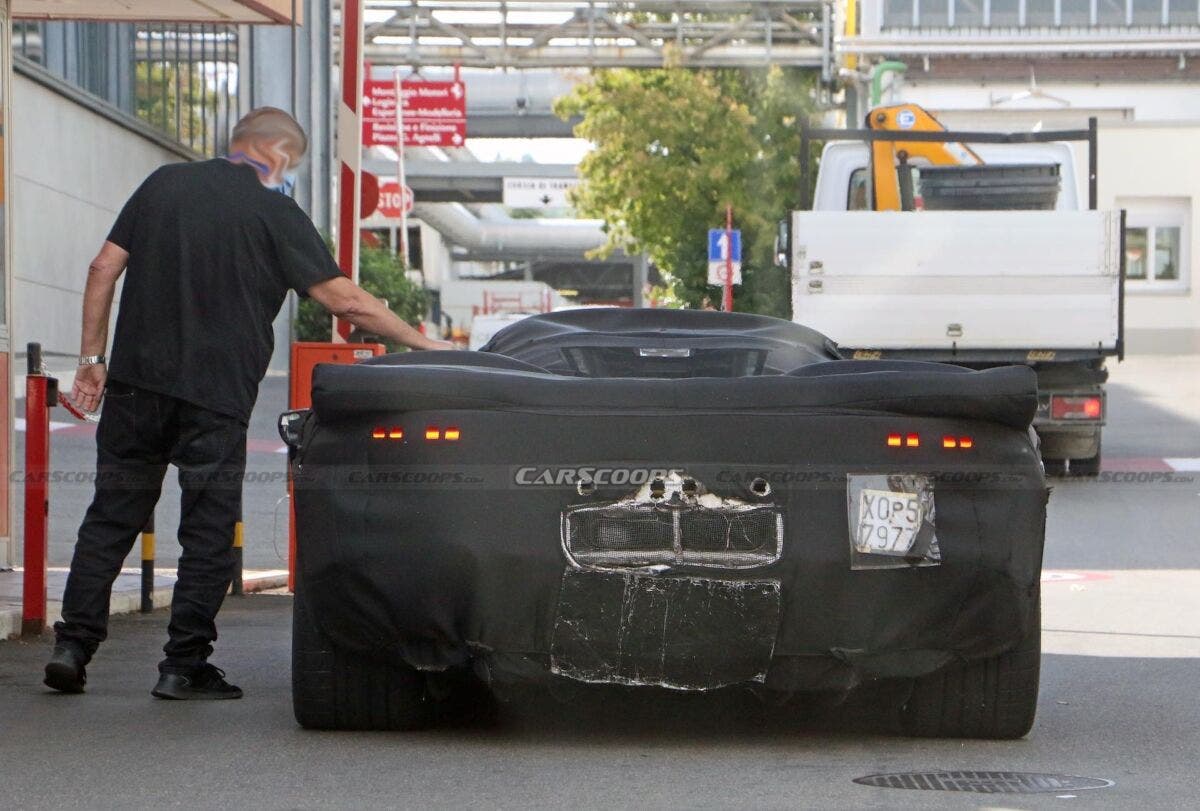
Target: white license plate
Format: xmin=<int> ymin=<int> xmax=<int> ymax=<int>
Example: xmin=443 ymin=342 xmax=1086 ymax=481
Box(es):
xmin=854 ymin=489 xmax=922 ymax=556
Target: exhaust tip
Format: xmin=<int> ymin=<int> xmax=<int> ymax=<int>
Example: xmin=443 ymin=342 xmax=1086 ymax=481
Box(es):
xmin=750 ymin=477 xmax=772 ymax=498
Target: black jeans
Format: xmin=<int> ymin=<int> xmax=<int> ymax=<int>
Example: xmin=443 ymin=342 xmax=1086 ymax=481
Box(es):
xmin=54 ymin=381 xmax=247 ymax=674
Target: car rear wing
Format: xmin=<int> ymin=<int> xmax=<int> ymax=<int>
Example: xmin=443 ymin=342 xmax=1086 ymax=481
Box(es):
xmin=310 ymin=361 xmax=1039 ymax=431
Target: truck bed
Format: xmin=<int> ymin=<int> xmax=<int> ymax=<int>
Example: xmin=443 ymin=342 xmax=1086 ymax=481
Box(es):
xmin=790 ymin=210 xmax=1122 ymax=354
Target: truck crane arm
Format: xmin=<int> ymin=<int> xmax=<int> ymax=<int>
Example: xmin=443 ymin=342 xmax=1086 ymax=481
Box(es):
xmin=868 ymin=104 xmax=984 ymax=211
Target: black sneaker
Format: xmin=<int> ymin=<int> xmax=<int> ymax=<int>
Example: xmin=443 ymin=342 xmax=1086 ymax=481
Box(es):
xmin=151 ymin=663 xmax=243 ymax=700
xmin=44 ymin=644 xmax=88 ymax=694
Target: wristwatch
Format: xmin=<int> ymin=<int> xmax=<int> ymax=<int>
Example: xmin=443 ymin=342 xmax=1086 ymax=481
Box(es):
xmin=78 ymin=354 xmax=106 ymax=366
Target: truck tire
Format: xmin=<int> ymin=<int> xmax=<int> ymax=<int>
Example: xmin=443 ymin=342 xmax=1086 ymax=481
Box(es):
xmin=1041 ymin=458 xmax=1067 ymax=477
xmin=901 ymin=599 xmax=1040 ymax=739
xmin=1069 ymin=439 xmax=1102 ymax=477
xmin=292 ymin=585 xmax=429 ymax=731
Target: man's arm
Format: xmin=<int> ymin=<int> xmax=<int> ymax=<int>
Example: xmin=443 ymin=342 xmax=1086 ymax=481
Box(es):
xmin=306 ymin=276 xmax=451 ymax=351
xmin=72 ymin=241 xmax=129 ymax=412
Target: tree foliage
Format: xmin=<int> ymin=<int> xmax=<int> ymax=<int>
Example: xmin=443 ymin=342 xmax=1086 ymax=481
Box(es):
xmin=134 ymin=61 xmax=218 ymax=155
xmin=555 ymin=65 xmax=815 ymax=317
xmin=294 ymin=240 xmax=428 ymax=351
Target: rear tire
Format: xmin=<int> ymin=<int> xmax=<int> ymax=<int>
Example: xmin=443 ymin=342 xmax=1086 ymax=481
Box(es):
xmin=901 ymin=598 xmax=1041 ymax=739
xmin=292 ymin=585 xmax=429 ymax=731
xmin=1041 ymin=458 xmax=1067 ymax=477
xmin=1069 ymin=439 xmax=1102 ymax=477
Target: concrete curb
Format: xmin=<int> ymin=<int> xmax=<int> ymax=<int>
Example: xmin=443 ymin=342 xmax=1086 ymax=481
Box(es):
xmin=0 ymin=571 xmax=290 ymax=641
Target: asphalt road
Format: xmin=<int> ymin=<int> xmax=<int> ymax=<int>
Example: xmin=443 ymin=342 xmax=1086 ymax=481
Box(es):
xmin=2 ymin=354 xmax=1197 ymax=809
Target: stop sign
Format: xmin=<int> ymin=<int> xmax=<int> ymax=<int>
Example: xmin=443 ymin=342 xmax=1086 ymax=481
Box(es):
xmin=378 ymin=182 xmax=414 ymax=219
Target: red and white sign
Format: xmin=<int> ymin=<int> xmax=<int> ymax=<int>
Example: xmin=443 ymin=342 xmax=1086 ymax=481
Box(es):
xmin=377 ymin=181 xmax=414 ymax=219
xmin=363 ymin=78 xmax=467 ymax=148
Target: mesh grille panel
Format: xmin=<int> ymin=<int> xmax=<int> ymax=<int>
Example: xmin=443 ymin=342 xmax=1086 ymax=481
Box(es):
xmin=564 ymin=502 xmax=782 ymax=569
xmin=679 ymin=508 xmax=780 ymax=554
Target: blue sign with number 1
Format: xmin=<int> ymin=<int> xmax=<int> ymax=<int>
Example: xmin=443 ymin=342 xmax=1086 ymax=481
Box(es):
xmin=708 ymin=229 xmax=741 ymax=263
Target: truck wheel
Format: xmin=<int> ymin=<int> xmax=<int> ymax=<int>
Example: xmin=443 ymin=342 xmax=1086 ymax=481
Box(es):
xmin=292 ymin=585 xmax=429 ymax=731
xmin=1069 ymin=439 xmax=1102 ymax=477
xmin=1041 ymin=458 xmax=1067 ymax=477
xmin=901 ymin=599 xmax=1040 ymax=739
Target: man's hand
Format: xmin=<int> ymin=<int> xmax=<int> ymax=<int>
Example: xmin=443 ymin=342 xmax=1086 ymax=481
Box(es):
xmin=421 ymin=339 xmax=456 ymax=351
xmin=72 ymin=363 xmax=108 ymax=413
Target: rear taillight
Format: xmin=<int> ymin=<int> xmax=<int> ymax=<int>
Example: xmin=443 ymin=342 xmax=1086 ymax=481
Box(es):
xmin=372 ymin=427 xmax=404 ymax=440
xmin=1051 ymin=395 xmax=1102 ymax=420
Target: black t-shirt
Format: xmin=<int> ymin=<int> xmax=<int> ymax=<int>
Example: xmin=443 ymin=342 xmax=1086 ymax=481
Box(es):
xmin=106 ymin=159 xmax=342 ymax=423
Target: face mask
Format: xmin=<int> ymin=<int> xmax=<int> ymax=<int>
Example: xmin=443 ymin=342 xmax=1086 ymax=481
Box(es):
xmin=226 ymin=152 xmax=296 ymax=196
xmin=267 ymin=172 xmax=298 ymax=197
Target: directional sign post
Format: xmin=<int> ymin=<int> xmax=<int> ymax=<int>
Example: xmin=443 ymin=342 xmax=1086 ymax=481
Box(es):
xmin=364 ymin=76 xmax=467 ymax=148
xmin=502 ymin=177 xmax=580 ymax=208
xmin=707 ymin=213 xmax=742 ymax=311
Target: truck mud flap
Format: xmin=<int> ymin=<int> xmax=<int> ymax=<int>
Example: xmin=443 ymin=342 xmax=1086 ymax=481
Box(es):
xmin=550 ymin=570 xmax=780 ymax=691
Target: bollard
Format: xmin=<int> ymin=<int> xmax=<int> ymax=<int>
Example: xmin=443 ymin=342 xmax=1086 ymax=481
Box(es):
xmin=231 ymin=518 xmax=244 ymax=596
xmin=22 ymin=343 xmax=55 ymax=636
xmin=140 ymin=515 xmax=155 ymax=613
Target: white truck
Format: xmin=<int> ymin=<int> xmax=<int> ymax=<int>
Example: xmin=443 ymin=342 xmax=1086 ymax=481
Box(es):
xmin=788 ymin=119 xmax=1123 ymax=475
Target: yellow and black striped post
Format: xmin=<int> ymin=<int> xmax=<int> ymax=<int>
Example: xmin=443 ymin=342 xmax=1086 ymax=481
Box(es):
xmin=231 ymin=518 xmax=244 ymax=596
xmin=140 ymin=515 xmax=155 ymax=613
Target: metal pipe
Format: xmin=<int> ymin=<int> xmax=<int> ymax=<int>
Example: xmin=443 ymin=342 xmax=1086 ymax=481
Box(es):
xmin=869 ymin=60 xmax=908 ymax=107
xmin=1088 ymin=116 xmax=1098 ymax=211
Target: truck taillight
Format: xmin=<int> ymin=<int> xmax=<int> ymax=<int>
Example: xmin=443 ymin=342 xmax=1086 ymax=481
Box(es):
xmin=1051 ymin=395 xmax=1102 ymax=420
xmin=372 ymin=427 xmax=403 ymax=440
xmin=943 ymin=435 xmax=974 ymax=449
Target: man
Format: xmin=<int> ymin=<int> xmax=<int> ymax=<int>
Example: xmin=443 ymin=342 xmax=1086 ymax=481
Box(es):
xmin=43 ymin=107 xmax=448 ymax=699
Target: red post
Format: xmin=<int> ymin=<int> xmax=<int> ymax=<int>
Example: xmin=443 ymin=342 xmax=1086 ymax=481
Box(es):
xmin=23 ymin=343 xmax=52 ymax=636
xmin=723 ymin=204 xmax=735 ymax=313
xmin=335 ymin=0 xmax=365 ymax=342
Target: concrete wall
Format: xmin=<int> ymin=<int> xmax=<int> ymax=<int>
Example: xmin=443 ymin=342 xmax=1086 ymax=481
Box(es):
xmin=9 ymin=73 xmax=186 ymax=361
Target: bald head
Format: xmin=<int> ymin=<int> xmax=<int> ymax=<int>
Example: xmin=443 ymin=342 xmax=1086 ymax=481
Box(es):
xmin=230 ymin=107 xmax=308 ymax=173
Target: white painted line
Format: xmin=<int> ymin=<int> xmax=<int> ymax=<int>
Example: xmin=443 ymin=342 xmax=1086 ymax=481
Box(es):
xmin=1164 ymin=458 xmax=1200 ymax=472
xmin=14 ymin=418 xmax=77 ymax=432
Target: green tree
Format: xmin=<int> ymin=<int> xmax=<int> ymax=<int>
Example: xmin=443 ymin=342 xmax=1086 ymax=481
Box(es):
xmin=294 ymin=240 xmax=428 ymax=352
xmin=555 ymin=65 xmax=815 ymax=317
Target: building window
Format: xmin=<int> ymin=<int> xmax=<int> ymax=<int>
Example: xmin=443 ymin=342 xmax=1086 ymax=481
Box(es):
xmin=919 ymin=0 xmax=952 ymax=27
xmin=11 ymin=20 xmax=245 ymax=157
xmin=955 ymin=0 xmax=987 ymax=26
xmin=990 ymin=0 xmax=1023 ymax=26
xmin=879 ymin=0 xmax=1198 ymax=28
xmin=1168 ymin=0 xmax=1200 ymax=24
xmin=1025 ymin=0 xmax=1056 ymax=26
xmin=1120 ymin=198 xmax=1190 ymax=292
xmin=884 ymin=0 xmax=916 ymax=28
xmin=1131 ymin=0 xmax=1165 ymax=24
xmin=1061 ymin=0 xmax=1095 ymax=25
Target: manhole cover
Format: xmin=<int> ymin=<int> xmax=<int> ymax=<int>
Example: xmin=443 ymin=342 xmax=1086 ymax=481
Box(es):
xmin=854 ymin=771 xmax=1114 ymax=794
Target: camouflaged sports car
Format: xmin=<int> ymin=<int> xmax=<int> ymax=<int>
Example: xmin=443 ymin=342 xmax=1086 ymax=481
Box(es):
xmin=282 ymin=308 xmax=1046 ymax=737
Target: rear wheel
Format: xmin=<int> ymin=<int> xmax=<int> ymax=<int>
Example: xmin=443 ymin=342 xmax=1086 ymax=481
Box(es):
xmin=292 ymin=585 xmax=429 ymax=731
xmin=1041 ymin=458 xmax=1067 ymax=477
xmin=901 ymin=599 xmax=1041 ymax=739
xmin=1069 ymin=438 xmax=1102 ymax=477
